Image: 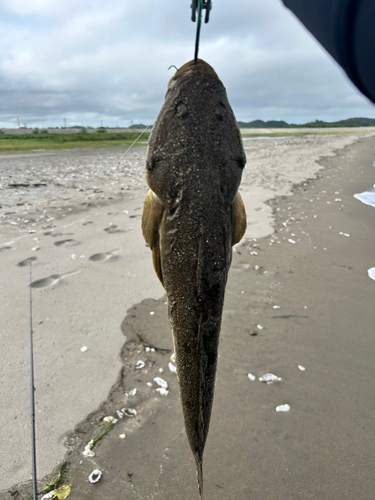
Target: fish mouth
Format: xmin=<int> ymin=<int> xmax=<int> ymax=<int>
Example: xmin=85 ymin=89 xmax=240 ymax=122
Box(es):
xmin=168 ymin=59 xmax=218 ymax=89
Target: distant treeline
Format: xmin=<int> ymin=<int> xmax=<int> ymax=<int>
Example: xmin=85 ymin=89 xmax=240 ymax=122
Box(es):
xmin=237 ymin=117 xmax=375 ymax=128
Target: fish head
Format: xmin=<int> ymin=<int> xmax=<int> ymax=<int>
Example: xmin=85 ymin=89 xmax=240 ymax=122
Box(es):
xmin=146 ymin=59 xmax=246 ymax=211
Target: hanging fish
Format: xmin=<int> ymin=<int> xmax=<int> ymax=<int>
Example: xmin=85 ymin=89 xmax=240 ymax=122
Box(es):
xmin=142 ymin=59 xmax=246 ymax=498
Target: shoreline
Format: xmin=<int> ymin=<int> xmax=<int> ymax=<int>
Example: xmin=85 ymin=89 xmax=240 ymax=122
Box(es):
xmin=1 ymin=135 xmax=374 ymax=498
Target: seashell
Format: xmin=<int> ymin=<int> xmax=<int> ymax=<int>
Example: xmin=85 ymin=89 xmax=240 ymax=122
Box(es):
xmin=155 ymin=388 xmax=169 ymax=396
xmin=259 ymin=373 xmax=282 ymax=384
xmin=41 ymin=492 xmax=55 ymax=499
xmin=88 ymin=469 xmax=102 ymax=483
xmin=127 ymin=388 xmax=137 ymax=396
xmin=298 ymin=365 xmax=306 ymax=371
xmin=153 ymin=377 xmax=168 ymax=389
xmin=276 ymin=404 xmax=291 ymax=412
xmin=135 ymin=360 xmax=145 ymax=370
xmin=170 ymin=352 xmax=176 ymax=363
xmin=121 ymin=408 xmax=137 ymax=417
xmin=247 ymin=373 xmax=256 ymax=381
xmin=168 ymin=362 xmax=177 ymax=373
xmin=103 ymin=416 xmax=118 ymax=424
xmin=82 ymin=439 xmax=95 ymax=457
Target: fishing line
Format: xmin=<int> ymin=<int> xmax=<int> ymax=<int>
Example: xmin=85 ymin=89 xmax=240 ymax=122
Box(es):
xmin=69 ymin=123 xmax=152 ymax=217
xmin=26 ymin=123 xmax=151 ymax=496
xmin=29 ymin=263 xmax=38 ymax=500
xmin=118 ymin=124 xmax=151 ymax=162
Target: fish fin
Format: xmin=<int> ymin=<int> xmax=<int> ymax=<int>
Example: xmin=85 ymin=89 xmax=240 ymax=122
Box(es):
xmin=142 ymin=190 xmax=164 ymax=286
xmin=195 ymin=454 xmax=204 ymax=500
xmin=152 ymin=240 xmax=164 ymax=287
xmin=231 ymin=191 xmax=247 ymax=246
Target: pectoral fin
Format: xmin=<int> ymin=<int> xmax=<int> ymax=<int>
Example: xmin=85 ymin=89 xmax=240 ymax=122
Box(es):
xmin=142 ymin=190 xmax=165 ymax=286
xmin=231 ymin=191 xmax=247 ymax=245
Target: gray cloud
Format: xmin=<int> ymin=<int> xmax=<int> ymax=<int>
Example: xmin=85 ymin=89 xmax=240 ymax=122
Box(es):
xmin=0 ymin=0 xmax=373 ymax=128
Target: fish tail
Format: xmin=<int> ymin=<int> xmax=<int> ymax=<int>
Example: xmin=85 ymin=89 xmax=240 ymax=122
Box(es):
xmin=195 ymin=453 xmax=204 ymax=499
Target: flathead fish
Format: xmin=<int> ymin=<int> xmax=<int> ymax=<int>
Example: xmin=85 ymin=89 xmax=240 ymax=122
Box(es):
xmin=142 ymin=59 xmax=246 ymax=498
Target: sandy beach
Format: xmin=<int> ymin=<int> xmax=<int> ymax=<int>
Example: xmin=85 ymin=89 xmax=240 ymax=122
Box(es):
xmin=1 ymin=132 xmax=375 ymax=499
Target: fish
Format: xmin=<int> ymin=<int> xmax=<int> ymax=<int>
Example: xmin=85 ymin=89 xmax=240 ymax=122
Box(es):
xmin=141 ymin=59 xmax=247 ymax=498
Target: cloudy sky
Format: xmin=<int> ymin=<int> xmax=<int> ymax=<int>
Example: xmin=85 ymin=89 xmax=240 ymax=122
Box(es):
xmin=1 ymin=0 xmax=374 ymax=128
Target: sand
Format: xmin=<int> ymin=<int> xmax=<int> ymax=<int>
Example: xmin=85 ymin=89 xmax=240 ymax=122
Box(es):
xmin=1 ymin=132 xmax=374 ymax=499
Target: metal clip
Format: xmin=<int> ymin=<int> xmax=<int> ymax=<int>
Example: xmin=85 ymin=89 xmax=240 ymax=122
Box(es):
xmin=191 ymin=0 xmax=212 ymax=24
xmin=191 ymin=0 xmax=212 ymax=64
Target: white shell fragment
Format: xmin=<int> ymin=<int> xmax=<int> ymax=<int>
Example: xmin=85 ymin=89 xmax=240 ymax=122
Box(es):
xmin=153 ymin=377 xmax=168 ymax=389
xmin=80 ymin=346 xmax=88 ymax=353
xmin=256 ymin=324 xmax=264 ymax=330
xmin=82 ymin=439 xmax=95 ymax=457
xmin=170 ymin=352 xmax=176 ymax=363
xmin=168 ymin=362 xmax=177 ymax=373
xmin=339 ymin=232 xmax=350 ymax=237
xmin=368 ymin=267 xmax=375 ymax=281
xmin=119 ymin=433 xmax=126 ymax=439
xmin=116 ymin=410 xmax=124 ymax=419
xmin=247 ymin=373 xmax=256 ymax=381
xmin=41 ymin=492 xmax=55 ymax=500
xmin=276 ymin=404 xmax=291 ymax=412
xmin=89 ymin=469 xmax=102 ymax=483
xmin=298 ymin=365 xmax=306 ymax=371
xmin=156 ymin=387 xmax=169 ymax=396
xmin=121 ymin=408 xmax=137 ymax=417
xmin=127 ymin=388 xmax=137 ymax=396
xmin=273 ymin=305 xmax=280 ymax=309
xmin=135 ymin=360 xmax=145 ymax=370
xmin=259 ymin=373 xmax=282 ymax=384
xmin=288 ymin=239 xmax=296 ymax=244
xmin=103 ymin=416 xmax=118 ymax=424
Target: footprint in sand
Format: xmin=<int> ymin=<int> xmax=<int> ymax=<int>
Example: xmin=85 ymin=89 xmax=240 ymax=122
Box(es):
xmin=89 ymin=251 xmax=121 ymax=263
xmin=104 ymin=225 xmax=124 ymax=234
xmin=17 ymin=256 xmax=38 ymax=267
xmin=0 ymin=246 xmax=12 ymax=253
xmin=44 ymin=231 xmax=74 ymax=237
xmin=30 ymin=270 xmax=79 ymax=289
xmin=54 ymin=239 xmax=80 ymax=247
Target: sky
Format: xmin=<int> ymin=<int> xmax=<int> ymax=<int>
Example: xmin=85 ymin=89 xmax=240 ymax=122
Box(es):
xmin=0 ymin=0 xmax=374 ymax=128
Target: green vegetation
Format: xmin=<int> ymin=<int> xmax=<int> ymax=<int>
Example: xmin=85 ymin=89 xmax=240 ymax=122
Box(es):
xmin=238 ymin=117 xmax=375 ymax=128
xmin=1 ymin=116 xmax=374 ymax=153
xmin=241 ymin=129 xmax=375 ymax=139
xmin=0 ymin=130 xmax=150 ymax=152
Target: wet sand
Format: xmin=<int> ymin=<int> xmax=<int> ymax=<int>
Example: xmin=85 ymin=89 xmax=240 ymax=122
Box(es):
xmin=1 ymin=134 xmax=375 ymax=499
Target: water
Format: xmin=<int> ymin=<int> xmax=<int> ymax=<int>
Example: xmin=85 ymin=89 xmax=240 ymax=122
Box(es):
xmin=353 ymin=186 xmax=375 ymax=207
xmin=353 ymin=160 xmax=375 ymax=282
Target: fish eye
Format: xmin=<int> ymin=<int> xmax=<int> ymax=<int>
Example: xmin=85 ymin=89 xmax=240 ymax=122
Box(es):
xmin=235 ymin=157 xmax=246 ymax=170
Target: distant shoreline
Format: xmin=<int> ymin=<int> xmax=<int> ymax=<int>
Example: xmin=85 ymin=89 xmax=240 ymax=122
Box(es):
xmin=0 ymin=127 xmax=374 ymax=153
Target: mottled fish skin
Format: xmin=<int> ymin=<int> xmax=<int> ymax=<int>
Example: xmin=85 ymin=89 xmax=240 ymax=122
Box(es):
xmin=142 ymin=59 xmax=247 ymax=498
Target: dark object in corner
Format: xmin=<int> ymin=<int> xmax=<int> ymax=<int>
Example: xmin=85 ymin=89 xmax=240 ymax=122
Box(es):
xmin=282 ymin=0 xmax=375 ymax=104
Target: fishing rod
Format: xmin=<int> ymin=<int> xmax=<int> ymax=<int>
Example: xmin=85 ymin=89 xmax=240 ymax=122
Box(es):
xmin=29 ymin=264 xmax=38 ymax=500
xmin=191 ymin=0 xmax=212 ymax=64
